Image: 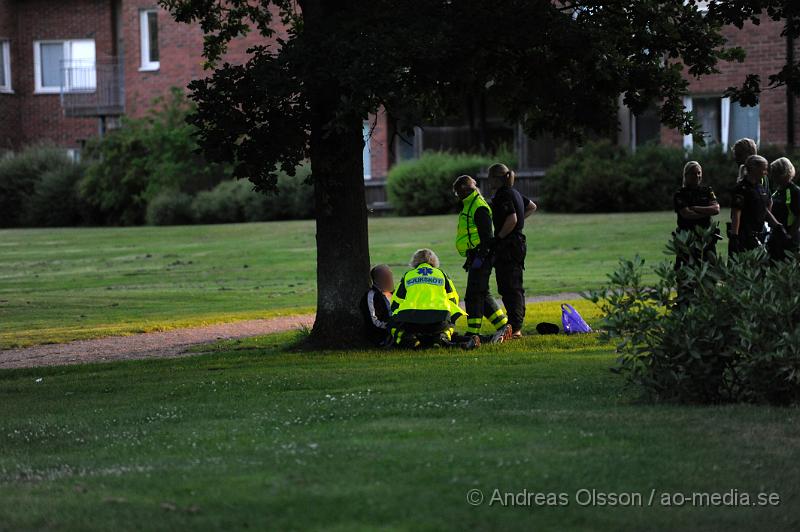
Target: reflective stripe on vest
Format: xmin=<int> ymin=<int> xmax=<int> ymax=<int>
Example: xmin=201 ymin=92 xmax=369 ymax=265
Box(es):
xmin=455 ymin=190 xmax=492 ymax=257
xmin=786 ymin=188 xmax=796 ymax=227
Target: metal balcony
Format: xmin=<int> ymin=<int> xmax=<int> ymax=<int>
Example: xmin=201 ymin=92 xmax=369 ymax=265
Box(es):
xmin=60 ymin=59 xmax=124 ymax=117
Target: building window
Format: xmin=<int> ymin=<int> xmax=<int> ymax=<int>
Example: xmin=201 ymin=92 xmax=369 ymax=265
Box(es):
xmin=363 ymin=121 xmax=372 ymax=180
xmin=682 ymin=96 xmax=759 ymax=151
xmin=33 ymin=40 xmax=96 ymax=94
xmin=140 ymin=9 xmax=160 ymax=71
xmin=729 ymin=101 xmax=760 ymax=146
xmin=634 ymin=104 xmax=661 ymax=147
xmin=0 ymin=40 xmax=11 ymax=92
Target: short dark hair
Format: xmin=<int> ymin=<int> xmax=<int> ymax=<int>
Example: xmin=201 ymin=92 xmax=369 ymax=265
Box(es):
xmin=370 ymin=264 xmax=390 ymax=285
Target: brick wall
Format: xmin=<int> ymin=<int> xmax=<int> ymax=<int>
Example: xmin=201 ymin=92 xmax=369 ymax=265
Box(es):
xmin=367 ymin=109 xmax=390 ymax=180
xmin=0 ymin=0 xmax=19 ymax=150
xmin=661 ymin=17 xmax=798 ymax=149
xmin=121 ymin=1 xmax=285 ymax=118
xmin=4 ymin=0 xmax=114 ymax=149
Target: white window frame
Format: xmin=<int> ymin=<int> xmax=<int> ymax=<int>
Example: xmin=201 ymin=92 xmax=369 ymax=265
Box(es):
xmin=684 ymin=95 xmax=760 ymax=151
xmin=139 ymin=9 xmax=160 ymax=71
xmin=363 ymin=121 xmax=372 ymax=180
xmin=0 ymin=40 xmax=11 ymax=93
xmin=33 ymin=39 xmax=96 ymax=94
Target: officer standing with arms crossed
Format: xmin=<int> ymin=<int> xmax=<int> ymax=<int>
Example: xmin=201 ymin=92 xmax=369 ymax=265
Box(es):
xmin=453 ymin=175 xmax=512 ymax=343
xmin=487 ymin=163 xmax=537 ymax=339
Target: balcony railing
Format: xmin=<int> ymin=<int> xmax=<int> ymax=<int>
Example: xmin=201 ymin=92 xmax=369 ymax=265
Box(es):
xmin=60 ymin=59 xmax=124 ymax=117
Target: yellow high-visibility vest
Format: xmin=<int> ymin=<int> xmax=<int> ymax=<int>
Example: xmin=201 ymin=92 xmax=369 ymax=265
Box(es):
xmin=455 ymin=190 xmax=491 ymax=257
xmin=391 ymin=263 xmax=463 ymax=323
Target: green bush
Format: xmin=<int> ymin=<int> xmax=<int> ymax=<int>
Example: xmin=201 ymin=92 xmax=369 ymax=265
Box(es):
xmin=589 ymin=227 xmax=800 ymax=405
xmin=0 ymin=146 xmax=76 ymax=227
xmin=387 ymin=152 xmax=497 ymax=216
xmin=249 ymin=165 xmax=314 ymax=221
xmin=191 ymin=180 xmax=253 ymax=224
xmin=80 ymin=88 xmax=231 ymax=225
xmin=541 ymin=140 xmax=800 ymax=213
xmin=146 ymin=190 xmax=195 ymax=226
xmin=23 ymin=162 xmax=92 ymax=227
xmin=191 ymin=167 xmax=313 ymax=224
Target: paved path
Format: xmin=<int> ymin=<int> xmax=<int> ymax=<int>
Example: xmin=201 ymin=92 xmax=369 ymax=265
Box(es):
xmin=0 ymin=315 xmax=315 ymax=370
xmin=0 ymin=292 xmax=583 ymax=370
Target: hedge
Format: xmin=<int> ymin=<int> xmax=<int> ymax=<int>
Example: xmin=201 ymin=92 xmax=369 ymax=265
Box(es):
xmin=387 ymin=150 xmax=516 ymax=216
xmin=540 ymin=140 xmax=800 ymax=213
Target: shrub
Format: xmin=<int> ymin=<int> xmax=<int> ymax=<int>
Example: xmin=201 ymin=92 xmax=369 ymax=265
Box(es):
xmin=0 ymin=146 xmax=75 ymax=227
xmin=191 ymin=180 xmax=250 ymax=224
xmin=589 ymin=227 xmax=800 ymax=405
xmin=192 ymin=167 xmax=313 ymax=224
xmin=23 ymin=162 xmax=91 ymax=227
xmin=387 ymin=152 xmax=495 ymax=216
xmin=542 ymin=141 xmax=800 ymax=213
xmin=80 ymin=88 xmax=231 ymax=225
xmin=274 ymin=165 xmax=314 ymax=220
xmin=146 ymin=190 xmax=195 ymax=226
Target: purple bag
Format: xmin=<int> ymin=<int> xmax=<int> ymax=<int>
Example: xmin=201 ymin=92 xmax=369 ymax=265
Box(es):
xmin=561 ymin=304 xmax=592 ymax=335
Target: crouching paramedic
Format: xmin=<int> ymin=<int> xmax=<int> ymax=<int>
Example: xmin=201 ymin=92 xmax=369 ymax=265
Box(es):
xmin=389 ymin=249 xmax=477 ymax=349
xmin=453 ymin=175 xmax=512 ymax=343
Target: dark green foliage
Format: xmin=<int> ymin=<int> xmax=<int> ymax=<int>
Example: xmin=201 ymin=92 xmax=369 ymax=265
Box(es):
xmin=145 ymin=190 xmax=195 ymax=226
xmin=0 ymin=146 xmax=75 ymax=227
xmin=158 ymin=0 xmax=792 ymax=192
xmin=191 ymin=168 xmax=313 ymax=224
xmin=590 ymin=227 xmax=800 ymax=405
xmin=191 ymin=180 xmax=254 ymax=224
xmin=80 ymin=88 xmax=231 ymax=225
xmin=541 ymin=141 xmax=800 ymax=213
xmin=540 ymin=141 xmax=682 ymax=213
xmin=22 ymin=162 xmax=92 ymax=228
xmin=386 ymin=152 xmax=495 ymax=216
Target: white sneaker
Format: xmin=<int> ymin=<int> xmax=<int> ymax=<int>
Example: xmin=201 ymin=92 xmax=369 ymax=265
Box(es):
xmin=490 ymin=325 xmax=512 ymax=344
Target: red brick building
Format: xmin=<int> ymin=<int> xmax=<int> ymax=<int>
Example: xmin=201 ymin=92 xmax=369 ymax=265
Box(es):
xmin=1 ymin=2 xmax=797 ymax=180
xmin=618 ymin=17 xmax=800 ymax=155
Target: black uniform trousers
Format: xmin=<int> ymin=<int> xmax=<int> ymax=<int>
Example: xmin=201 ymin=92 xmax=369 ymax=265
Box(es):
xmin=464 ymin=251 xmax=506 ymax=335
xmin=494 ymin=233 xmax=527 ymax=333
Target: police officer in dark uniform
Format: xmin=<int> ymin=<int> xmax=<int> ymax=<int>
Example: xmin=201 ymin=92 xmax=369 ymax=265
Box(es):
xmin=673 ymin=161 xmax=720 ymax=268
xmin=730 ymin=155 xmax=784 ymax=254
xmin=488 ymin=163 xmax=537 ymax=339
xmin=767 ymin=157 xmax=800 ymax=261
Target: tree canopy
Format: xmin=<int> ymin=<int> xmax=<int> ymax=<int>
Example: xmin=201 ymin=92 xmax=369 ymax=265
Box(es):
xmin=159 ymin=0 xmax=800 ymax=345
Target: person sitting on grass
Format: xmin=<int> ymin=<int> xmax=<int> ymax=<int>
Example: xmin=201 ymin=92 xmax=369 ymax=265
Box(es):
xmin=359 ymin=264 xmax=395 ymax=347
xmin=389 ymin=248 xmax=479 ymax=350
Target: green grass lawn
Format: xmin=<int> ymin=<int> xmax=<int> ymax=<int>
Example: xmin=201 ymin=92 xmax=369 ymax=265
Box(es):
xmin=0 ymin=211 xmax=681 ymax=348
xmin=1 ymin=323 xmax=797 ymax=531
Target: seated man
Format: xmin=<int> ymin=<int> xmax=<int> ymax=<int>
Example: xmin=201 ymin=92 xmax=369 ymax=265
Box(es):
xmin=389 ymin=248 xmax=478 ymax=350
xmin=359 ymin=264 xmax=394 ymax=346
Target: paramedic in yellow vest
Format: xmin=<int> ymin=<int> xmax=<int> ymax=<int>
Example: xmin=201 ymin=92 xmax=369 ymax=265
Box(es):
xmin=767 ymin=157 xmax=800 ymax=261
xmin=453 ymin=175 xmax=512 ymax=343
xmin=389 ymin=249 xmax=479 ymax=349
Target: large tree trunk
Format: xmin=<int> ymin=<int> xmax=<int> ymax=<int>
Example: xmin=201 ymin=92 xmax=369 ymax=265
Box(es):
xmin=309 ymin=111 xmax=371 ymax=347
xmin=300 ymin=0 xmax=371 ymax=347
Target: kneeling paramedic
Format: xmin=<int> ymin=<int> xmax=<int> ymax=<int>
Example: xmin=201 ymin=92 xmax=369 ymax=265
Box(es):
xmin=453 ymin=175 xmax=512 ymax=343
xmin=389 ymin=249 xmax=477 ymax=349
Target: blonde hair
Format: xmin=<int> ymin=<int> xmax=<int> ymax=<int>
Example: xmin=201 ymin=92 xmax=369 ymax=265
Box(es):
xmin=410 ymin=248 xmax=440 ymax=268
xmin=682 ymin=161 xmax=702 ymax=186
xmin=742 ymin=154 xmax=768 ymax=181
xmin=452 ymin=174 xmax=473 ymax=192
xmin=732 ymin=138 xmax=757 ymax=165
xmin=770 ymin=157 xmax=796 ymax=182
xmin=488 ymin=163 xmax=515 ymax=187
xmin=733 ymin=138 xmax=758 ymax=182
